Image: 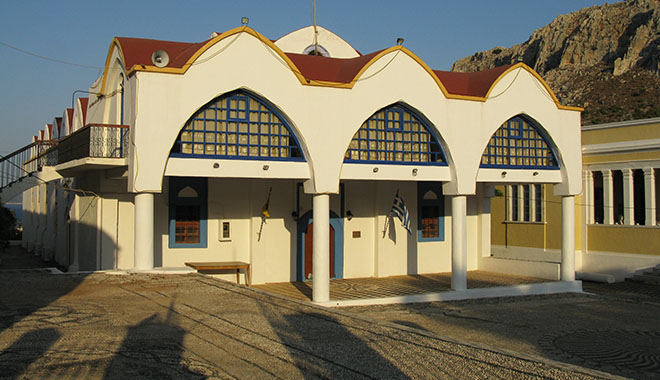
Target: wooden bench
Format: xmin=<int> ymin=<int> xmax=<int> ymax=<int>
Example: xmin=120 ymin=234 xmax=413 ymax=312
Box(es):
xmin=185 ymin=261 xmax=251 ymax=286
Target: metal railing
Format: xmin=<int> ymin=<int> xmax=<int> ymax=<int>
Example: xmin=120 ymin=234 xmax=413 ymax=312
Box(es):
xmin=0 ymin=141 xmax=56 ymax=188
xmin=0 ymin=124 xmax=129 ymax=189
xmin=57 ymin=124 xmax=130 ymax=163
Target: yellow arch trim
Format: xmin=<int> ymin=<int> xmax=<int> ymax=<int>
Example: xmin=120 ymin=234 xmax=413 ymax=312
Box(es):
xmin=483 ymin=63 xmax=583 ymax=111
xmin=100 ymin=38 xmax=127 ymax=94
xmin=99 ymin=28 xmax=581 ymax=111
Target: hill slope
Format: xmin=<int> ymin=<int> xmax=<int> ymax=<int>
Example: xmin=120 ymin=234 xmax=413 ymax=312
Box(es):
xmin=451 ymin=0 xmax=660 ymax=125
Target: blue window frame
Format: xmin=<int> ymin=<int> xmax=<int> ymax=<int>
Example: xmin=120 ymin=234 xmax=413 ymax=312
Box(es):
xmin=170 ymin=91 xmax=304 ymax=161
xmin=344 ymin=104 xmax=446 ymax=165
xmin=418 ymin=182 xmax=445 ymax=241
xmin=481 ymin=116 xmax=558 ymax=169
xmin=169 ymin=177 xmax=207 ymax=248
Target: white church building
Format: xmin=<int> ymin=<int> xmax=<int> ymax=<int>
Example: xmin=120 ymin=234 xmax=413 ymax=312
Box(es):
xmin=1 ymin=25 xmax=583 ymax=303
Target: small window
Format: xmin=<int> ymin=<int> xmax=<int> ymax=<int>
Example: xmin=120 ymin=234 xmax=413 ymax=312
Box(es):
xmin=219 ymin=220 xmax=231 ymax=241
xmin=510 ymin=185 xmax=519 ymax=222
xmin=169 ymin=177 xmax=207 ymax=248
xmin=507 ymin=184 xmax=544 ymax=223
xmin=418 ymin=182 xmax=445 ymax=241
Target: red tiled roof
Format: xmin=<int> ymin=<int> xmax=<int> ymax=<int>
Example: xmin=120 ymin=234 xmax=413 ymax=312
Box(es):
xmin=284 ymin=50 xmax=383 ymax=83
xmin=433 ymin=65 xmax=514 ymax=98
xmin=112 ymin=34 xmax=518 ymax=98
xmin=66 ymin=108 xmax=73 ymax=133
xmin=79 ymin=98 xmax=89 ymax=125
xmin=115 ymin=37 xmax=207 ymax=70
xmin=46 ymin=124 xmax=53 ymax=140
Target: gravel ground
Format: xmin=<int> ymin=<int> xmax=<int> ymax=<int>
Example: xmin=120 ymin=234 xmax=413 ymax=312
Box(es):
xmin=0 ymin=245 xmax=651 ymax=379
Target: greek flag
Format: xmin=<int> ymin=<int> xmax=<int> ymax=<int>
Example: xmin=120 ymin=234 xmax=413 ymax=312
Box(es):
xmin=391 ymin=191 xmax=411 ymax=234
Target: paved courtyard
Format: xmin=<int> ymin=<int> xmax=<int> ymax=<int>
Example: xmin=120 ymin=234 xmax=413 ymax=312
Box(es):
xmin=1 ymin=245 xmax=659 ymax=379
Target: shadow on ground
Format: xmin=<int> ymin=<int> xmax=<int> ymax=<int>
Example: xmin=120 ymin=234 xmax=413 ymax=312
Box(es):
xmin=260 ymin=302 xmax=411 ymax=379
xmin=347 ymin=281 xmax=660 ymax=380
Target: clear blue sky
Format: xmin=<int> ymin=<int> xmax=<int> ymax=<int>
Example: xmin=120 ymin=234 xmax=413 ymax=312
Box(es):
xmin=1 ymin=0 xmax=610 ymax=154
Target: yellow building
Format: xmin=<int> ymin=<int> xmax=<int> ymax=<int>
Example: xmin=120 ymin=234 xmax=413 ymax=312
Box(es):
xmin=491 ymin=117 xmax=660 ymax=281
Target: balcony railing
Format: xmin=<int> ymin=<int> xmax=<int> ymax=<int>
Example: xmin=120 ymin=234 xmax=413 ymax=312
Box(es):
xmin=0 ymin=124 xmax=129 ymax=189
xmin=56 ymin=124 xmax=130 ymax=163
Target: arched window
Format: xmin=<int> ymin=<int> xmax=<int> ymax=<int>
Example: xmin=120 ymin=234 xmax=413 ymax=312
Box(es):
xmin=480 ymin=116 xmax=558 ymax=169
xmin=169 ymin=177 xmax=207 ymax=248
xmin=418 ymin=182 xmax=445 ymax=241
xmin=344 ymin=104 xmax=446 ymax=165
xmin=170 ymin=91 xmax=304 ymax=161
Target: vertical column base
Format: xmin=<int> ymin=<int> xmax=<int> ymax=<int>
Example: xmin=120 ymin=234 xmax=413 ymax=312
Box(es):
xmin=451 ymin=195 xmax=467 ymax=291
xmin=134 ymin=192 xmax=155 ymax=271
xmin=561 ymin=196 xmax=576 ymax=281
xmin=312 ymin=194 xmax=330 ymax=303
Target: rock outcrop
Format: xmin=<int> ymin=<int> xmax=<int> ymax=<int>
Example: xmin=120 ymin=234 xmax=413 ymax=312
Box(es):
xmin=451 ymin=0 xmax=660 ymax=125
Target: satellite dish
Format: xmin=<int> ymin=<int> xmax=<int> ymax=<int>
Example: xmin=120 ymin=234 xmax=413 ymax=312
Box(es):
xmin=151 ymin=50 xmax=169 ymax=68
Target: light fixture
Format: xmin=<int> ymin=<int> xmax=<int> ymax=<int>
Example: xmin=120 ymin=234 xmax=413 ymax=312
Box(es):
xmin=263 ymin=165 xmax=269 ymax=171
xmin=213 ymin=163 xmax=220 ymax=168
xmin=501 ymin=171 xmax=507 ymax=178
xmin=396 ymin=37 xmax=404 ymax=45
xmin=291 ymin=211 xmax=299 ymax=221
xmin=373 ymin=167 xmax=379 ymax=173
xmin=241 ymin=17 xmax=249 ymax=25
xmin=412 ymin=168 xmax=418 ymax=176
xmin=532 ymin=171 xmax=539 ymax=176
xmin=346 ymin=210 xmax=353 ymax=221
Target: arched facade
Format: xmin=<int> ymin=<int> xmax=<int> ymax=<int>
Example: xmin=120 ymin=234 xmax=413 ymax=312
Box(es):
xmin=13 ymin=24 xmax=583 ymax=303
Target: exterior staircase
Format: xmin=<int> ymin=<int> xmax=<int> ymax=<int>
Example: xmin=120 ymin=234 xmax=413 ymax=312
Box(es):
xmin=627 ymin=265 xmax=660 ymax=285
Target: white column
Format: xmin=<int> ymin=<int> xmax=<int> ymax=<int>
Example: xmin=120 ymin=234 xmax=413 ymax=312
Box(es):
xmin=68 ymin=195 xmax=80 ymax=272
xmin=584 ymin=170 xmax=594 ymax=224
xmin=134 ymin=192 xmax=154 ymax=271
xmin=451 ymin=195 xmax=467 ymax=291
xmin=561 ymin=196 xmax=576 ymax=281
xmin=644 ymin=168 xmax=656 ymax=226
xmin=622 ymin=169 xmax=633 ymax=225
xmin=312 ymin=194 xmax=330 ymax=303
xmin=602 ymin=170 xmax=614 ymax=224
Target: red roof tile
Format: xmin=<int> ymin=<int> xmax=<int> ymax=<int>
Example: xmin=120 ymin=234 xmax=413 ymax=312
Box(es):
xmin=115 ymin=37 xmax=207 ymax=70
xmin=79 ymin=98 xmax=89 ymax=125
xmin=433 ymin=65 xmax=514 ymax=98
xmin=285 ymin=50 xmax=383 ymax=83
xmin=66 ymin=108 xmax=73 ymax=132
xmin=111 ymin=33 xmax=519 ymax=99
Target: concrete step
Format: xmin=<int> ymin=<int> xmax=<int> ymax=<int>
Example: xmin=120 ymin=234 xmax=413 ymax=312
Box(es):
xmin=479 ymin=256 xmax=560 ymax=281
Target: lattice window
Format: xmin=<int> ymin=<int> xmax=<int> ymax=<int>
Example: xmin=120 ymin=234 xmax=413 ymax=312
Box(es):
xmin=344 ymin=104 xmax=446 ymax=165
xmin=481 ymin=117 xmax=558 ymax=169
xmin=171 ymin=91 xmax=303 ymax=161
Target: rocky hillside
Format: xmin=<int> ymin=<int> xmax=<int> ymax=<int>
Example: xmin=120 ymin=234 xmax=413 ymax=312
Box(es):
xmin=452 ymin=0 xmax=660 ymax=125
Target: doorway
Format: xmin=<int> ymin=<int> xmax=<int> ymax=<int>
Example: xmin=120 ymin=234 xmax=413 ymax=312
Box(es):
xmin=297 ymin=210 xmax=344 ymax=281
